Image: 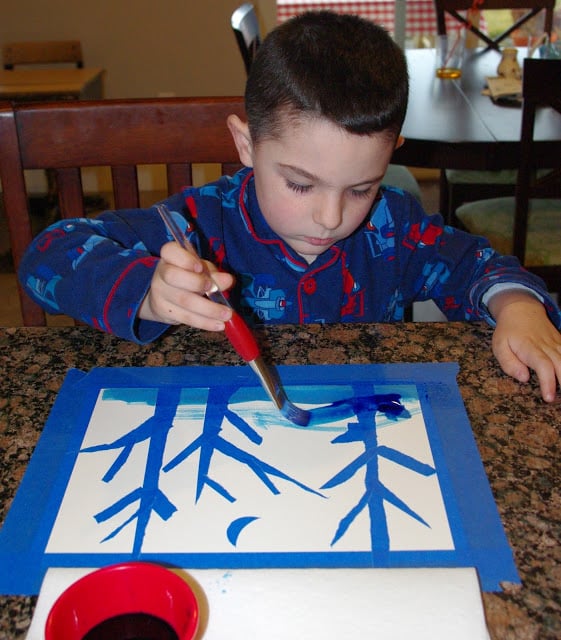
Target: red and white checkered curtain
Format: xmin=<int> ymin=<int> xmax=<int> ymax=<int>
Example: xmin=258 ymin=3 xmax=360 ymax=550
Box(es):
xmin=276 ymin=1 xmax=471 ymax=38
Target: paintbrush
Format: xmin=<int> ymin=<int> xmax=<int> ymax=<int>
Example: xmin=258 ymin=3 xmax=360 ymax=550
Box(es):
xmin=155 ymin=204 xmax=311 ymax=427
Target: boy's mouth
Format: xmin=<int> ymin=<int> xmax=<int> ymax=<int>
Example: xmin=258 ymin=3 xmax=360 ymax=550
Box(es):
xmin=304 ymin=236 xmax=335 ymax=247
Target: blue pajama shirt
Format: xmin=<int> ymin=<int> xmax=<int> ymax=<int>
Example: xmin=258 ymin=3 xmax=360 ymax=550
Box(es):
xmin=18 ymin=167 xmax=561 ymax=343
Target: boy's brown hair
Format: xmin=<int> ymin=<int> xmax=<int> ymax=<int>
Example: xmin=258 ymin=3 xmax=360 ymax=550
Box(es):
xmin=245 ymin=11 xmax=409 ymax=144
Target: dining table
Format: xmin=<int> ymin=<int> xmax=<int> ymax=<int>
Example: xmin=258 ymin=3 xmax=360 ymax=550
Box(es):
xmin=0 ymin=322 xmax=560 ymax=639
xmin=0 ymin=67 xmax=104 ymax=101
xmin=393 ymin=46 xmax=561 ymax=170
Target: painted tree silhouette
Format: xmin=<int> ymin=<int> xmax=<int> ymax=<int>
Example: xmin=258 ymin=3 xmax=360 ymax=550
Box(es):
xmin=81 ymin=380 xmax=434 ymax=553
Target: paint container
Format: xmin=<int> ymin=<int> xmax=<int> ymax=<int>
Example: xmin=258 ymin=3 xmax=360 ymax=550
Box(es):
xmin=44 ymin=562 xmax=199 ymax=640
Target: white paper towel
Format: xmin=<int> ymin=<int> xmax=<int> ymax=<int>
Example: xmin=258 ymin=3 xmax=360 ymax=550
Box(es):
xmin=26 ymin=566 xmax=490 ymax=639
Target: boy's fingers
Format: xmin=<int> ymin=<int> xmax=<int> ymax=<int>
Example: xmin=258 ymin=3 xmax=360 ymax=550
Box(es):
xmin=158 ymin=294 xmax=231 ymax=330
xmin=209 ymin=270 xmax=235 ymax=294
xmin=157 ymin=262 xmax=213 ymax=296
xmin=161 ymin=241 xmax=204 ymax=272
xmin=518 ymin=345 xmax=560 ymax=403
xmin=536 ymin=369 xmax=558 ymax=404
xmin=493 ymin=335 xmax=560 ymax=402
xmin=492 ymin=338 xmax=530 ymax=383
xmin=160 ymin=244 xmax=235 ymax=295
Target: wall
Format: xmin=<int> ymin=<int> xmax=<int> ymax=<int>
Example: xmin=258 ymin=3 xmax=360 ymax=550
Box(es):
xmin=0 ymin=0 xmax=277 ymax=99
xmin=1 ymin=0 xmax=277 ymax=192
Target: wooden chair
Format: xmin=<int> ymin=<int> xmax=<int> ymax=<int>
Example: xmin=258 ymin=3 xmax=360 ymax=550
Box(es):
xmin=231 ymin=3 xmax=261 ymax=75
xmin=433 ymin=0 xmax=555 ymax=51
xmin=2 ymin=40 xmax=87 ymax=211
xmin=455 ymin=58 xmax=561 ymax=293
xmin=434 ymin=0 xmax=556 ymax=224
xmin=2 ymin=40 xmax=84 ymax=69
xmin=0 ymin=96 xmax=246 ymax=326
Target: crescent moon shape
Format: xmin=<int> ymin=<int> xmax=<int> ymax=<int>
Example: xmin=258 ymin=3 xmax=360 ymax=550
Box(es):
xmin=227 ymin=516 xmax=259 ymax=546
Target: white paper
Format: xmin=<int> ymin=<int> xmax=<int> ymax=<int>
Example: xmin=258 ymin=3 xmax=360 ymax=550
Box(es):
xmin=27 ymin=566 xmax=491 ymax=640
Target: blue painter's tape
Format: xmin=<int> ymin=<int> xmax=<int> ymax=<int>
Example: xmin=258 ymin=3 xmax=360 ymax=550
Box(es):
xmin=0 ymin=363 xmax=519 ymax=595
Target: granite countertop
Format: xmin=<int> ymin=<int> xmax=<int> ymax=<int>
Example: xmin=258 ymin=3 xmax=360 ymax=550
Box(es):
xmin=0 ymin=322 xmax=559 ymax=639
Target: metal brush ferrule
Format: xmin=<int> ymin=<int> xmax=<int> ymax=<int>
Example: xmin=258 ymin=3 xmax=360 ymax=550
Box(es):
xmin=248 ymin=357 xmax=283 ymax=409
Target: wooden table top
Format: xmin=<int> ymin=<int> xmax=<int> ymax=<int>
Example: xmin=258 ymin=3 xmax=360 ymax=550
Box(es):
xmin=0 ymin=322 xmax=560 ymax=639
xmin=393 ymin=48 xmax=561 ymax=170
xmin=0 ymin=67 xmax=104 ymax=100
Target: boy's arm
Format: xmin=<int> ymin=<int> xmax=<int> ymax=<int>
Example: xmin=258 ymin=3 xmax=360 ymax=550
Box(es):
xmin=388 ymin=191 xmax=561 ymax=401
xmin=17 ymin=199 xmax=187 ymax=343
xmin=388 ymin=191 xmax=561 ymax=328
xmin=487 ymin=289 xmax=561 ymax=403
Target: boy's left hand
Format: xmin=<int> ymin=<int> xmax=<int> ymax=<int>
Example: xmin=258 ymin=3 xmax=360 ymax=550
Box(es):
xmin=489 ymin=290 xmax=561 ymax=403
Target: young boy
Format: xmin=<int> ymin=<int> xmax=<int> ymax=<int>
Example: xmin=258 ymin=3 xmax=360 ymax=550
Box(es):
xmin=19 ymin=11 xmax=561 ymax=402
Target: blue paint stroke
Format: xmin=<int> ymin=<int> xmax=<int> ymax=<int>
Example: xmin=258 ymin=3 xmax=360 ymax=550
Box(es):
xmin=102 ymin=388 xmax=158 ymax=405
xmin=227 ymin=516 xmax=260 ymax=546
xmin=230 ymin=389 xmax=418 ymax=432
xmin=308 ymin=393 xmax=410 ymax=427
xmin=163 ymin=385 xmax=325 ymax=502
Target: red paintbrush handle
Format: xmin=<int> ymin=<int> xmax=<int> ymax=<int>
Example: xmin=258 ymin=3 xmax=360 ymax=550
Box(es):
xmin=224 ymin=311 xmax=260 ymax=362
xmin=155 ymin=203 xmax=261 ymax=362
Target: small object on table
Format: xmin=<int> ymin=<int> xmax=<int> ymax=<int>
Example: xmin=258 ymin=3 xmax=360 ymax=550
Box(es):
xmin=44 ymin=562 xmax=199 ymax=640
xmin=484 ymin=76 xmax=522 ymax=106
xmin=539 ymin=39 xmax=561 ymax=59
xmin=497 ymin=47 xmax=521 ymax=80
xmin=435 ymin=30 xmax=465 ymax=79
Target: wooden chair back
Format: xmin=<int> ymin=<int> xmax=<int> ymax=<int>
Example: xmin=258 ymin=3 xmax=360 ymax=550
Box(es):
xmin=0 ymin=96 xmax=246 ymax=326
xmin=231 ymin=3 xmax=261 ymax=75
xmin=513 ymin=57 xmax=561 ymax=290
xmin=433 ymin=0 xmax=555 ymax=50
xmin=2 ymin=40 xmax=84 ymax=69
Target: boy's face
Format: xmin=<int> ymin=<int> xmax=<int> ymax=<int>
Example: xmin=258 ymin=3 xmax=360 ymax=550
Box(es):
xmin=228 ymin=113 xmax=398 ymax=264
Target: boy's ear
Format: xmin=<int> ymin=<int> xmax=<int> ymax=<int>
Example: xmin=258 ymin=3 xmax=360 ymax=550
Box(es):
xmin=227 ymin=115 xmax=254 ymax=167
xmin=395 ymin=135 xmax=405 ymax=149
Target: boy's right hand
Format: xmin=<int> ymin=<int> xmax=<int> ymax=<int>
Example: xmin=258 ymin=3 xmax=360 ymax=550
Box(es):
xmin=138 ymin=241 xmax=234 ymax=331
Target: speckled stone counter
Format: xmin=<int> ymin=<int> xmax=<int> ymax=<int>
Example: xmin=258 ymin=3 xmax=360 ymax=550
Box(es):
xmin=1 ymin=323 xmax=559 ymax=639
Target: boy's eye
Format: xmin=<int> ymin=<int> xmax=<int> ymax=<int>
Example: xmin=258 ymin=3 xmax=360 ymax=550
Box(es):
xmin=286 ymin=180 xmax=312 ymax=194
xmin=286 ymin=180 xmax=376 ymax=199
xmin=350 ymin=186 xmax=376 ymax=199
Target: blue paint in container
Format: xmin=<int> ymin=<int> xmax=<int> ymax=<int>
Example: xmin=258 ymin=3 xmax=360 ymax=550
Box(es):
xmin=82 ymin=612 xmax=178 ymax=640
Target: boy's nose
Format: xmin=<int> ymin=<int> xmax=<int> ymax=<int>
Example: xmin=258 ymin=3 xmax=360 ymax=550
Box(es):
xmin=313 ymin=196 xmax=343 ymax=230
